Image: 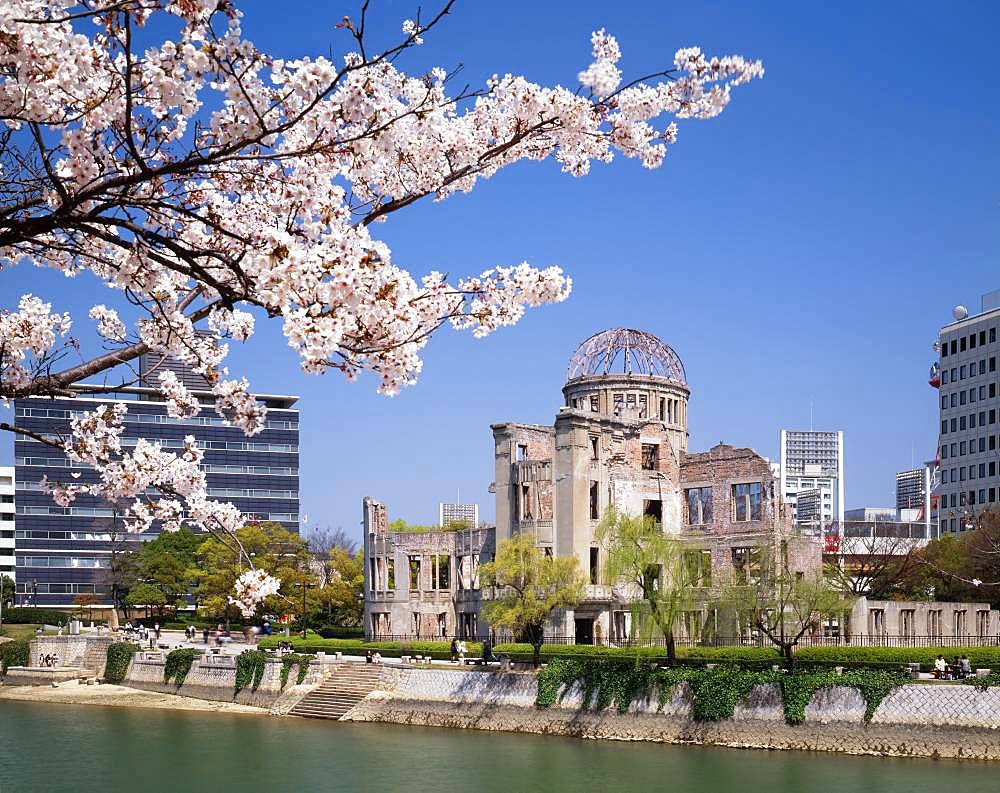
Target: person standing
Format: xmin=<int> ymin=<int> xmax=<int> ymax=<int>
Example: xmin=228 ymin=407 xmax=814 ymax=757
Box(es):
xmin=202 ymin=626 xmax=209 ymax=645
xmin=450 ymin=637 xmax=458 ymax=663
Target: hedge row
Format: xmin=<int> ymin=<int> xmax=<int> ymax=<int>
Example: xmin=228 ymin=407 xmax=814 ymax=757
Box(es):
xmin=256 ymin=636 xmax=1000 ymax=670
xmin=1 ymin=608 xmax=71 ymax=625
xmin=0 ymin=639 xmax=30 ymax=673
xmin=494 ymin=643 xmax=1000 ymax=670
xmin=257 ymin=636 xmax=480 ymax=660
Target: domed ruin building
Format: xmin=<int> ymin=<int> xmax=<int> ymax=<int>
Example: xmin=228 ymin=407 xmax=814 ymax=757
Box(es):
xmin=490 ymin=327 xmax=819 ymax=644
xmin=363 ymin=327 xmax=820 ymax=644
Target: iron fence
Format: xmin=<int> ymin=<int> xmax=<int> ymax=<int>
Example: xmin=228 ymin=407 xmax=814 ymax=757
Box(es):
xmin=363 ymin=633 xmax=1000 ymax=648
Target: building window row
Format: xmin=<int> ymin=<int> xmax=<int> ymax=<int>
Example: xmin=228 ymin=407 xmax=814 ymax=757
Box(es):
xmin=19 ymin=436 xmax=298 ymax=453
xmin=940 ymin=382 xmax=996 ymax=408
xmin=941 ymin=462 xmax=997 ymax=483
xmin=940 ymin=358 xmax=997 ymax=385
xmin=940 ymin=435 xmax=997 ymax=459
xmin=17 ymin=555 xmax=108 ymax=568
xmin=939 ymin=489 xmax=997 ymax=510
xmin=940 ymin=409 xmax=995 ymax=434
xmin=16 ymin=457 xmax=298 ymax=477
xmin=941 ymin=328 xmax=997 ymax=357
xmin=15 ymin=406 xmax=298 ymax=431
xmin=18 ymin=505 xmax=299 ymax=523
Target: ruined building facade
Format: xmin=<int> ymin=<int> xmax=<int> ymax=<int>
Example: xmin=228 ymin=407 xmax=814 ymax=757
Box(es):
xmin=492 ymin=328 xmax=819 ymax=644
xmin=363 ymin=497 xmax=494 ymax=640
xmin=363 ymin=328 xmax=819 ymax=643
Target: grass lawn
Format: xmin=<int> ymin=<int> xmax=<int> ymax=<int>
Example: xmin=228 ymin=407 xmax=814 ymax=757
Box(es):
xmin=0 ymin=624 xmax=56 ymax=641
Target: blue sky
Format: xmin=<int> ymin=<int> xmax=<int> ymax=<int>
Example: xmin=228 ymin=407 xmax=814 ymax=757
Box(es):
xmin=2 ymin=1 xmax=998 ymax=539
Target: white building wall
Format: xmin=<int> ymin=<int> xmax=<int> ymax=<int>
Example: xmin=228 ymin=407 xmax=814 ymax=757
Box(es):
xmin=779 ymin=429 xmax=844 ymax=528
xmin=0 ymin=466 xmax=14 ymax=583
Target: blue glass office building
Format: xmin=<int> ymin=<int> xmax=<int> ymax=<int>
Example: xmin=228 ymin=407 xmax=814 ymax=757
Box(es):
xmin=13 ymin=361 xmax=299 ymax=607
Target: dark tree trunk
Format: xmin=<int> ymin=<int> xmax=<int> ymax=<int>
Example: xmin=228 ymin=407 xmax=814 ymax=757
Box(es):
xmin=666 ymin=629 xmax=676 ymax=665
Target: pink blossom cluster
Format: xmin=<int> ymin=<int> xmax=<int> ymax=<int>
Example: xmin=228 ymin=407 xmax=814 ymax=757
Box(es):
xmin=230 ymin=569 xmax=282 ymax=617
xmin=0 ymin=294 xmax=72 ymax=400
xmin=2 ymin=1 xmax=762 ymax=611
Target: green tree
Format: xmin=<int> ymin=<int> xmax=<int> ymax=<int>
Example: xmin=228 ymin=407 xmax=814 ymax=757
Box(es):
xmin=126 ymin=583 xmax=167 ymax=617
xmin=722 ymin=550 xmax=851 ymax=667
xmin=896 ymin=535 xmax=978 ymax=602
xmin=314 ymin=547 xmax=364 ymax=627
xmin=195 ymin=521 xmax=315 ymax=621
xmin=1 ymin=574 xmax=13 ymax=610
xmin=596 ymin=507 xmax=703 ymax=664
xmin=479 ymin=532 xmax=585 ymax=667
xmin=138 ymin=528 xmax=203 ymax=607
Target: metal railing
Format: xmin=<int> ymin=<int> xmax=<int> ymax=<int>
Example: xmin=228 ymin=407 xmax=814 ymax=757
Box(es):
xmin=362 ymin=633 xmax=1000 ymax=648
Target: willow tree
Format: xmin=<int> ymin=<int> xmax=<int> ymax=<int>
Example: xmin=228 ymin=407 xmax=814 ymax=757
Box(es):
xmin=479 ymin=532 xmax=585 ymax=667
xmin=596 ymin=507 xmax=705 ymax=664
xmin=721 ymin=549 xmax=851 ymax=667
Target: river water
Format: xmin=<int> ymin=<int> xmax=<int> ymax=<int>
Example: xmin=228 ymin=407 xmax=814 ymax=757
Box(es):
xmin=0 ymin=700 xmax=997 ymax=792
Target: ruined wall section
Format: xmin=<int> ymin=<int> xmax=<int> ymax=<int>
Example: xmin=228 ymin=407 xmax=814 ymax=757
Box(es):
xmin=491 ymin=423 xmax=556 ymax=545
xmin=679 ymin=444 xmax=819 ymax=584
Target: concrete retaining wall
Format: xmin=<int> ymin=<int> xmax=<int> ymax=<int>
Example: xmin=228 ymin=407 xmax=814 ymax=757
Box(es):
xmin=124 ymin=652 xmax=323 ymax=709
xmin=344 ymin=667 xmax=1000 ymax=760
xmin=29 ymin=636 xmax=113 ymax=674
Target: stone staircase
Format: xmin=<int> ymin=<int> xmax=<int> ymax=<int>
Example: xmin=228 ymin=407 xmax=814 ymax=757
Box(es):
xmin=289 ymin=663 xmax=384 ymax=720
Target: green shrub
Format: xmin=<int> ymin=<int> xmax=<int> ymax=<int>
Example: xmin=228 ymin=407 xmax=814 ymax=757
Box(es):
xmin=0 ymin=639 xmax=30 ymax=674
xmin=535 ymin=659 xmax=909 ymax=724
xmin=163 ymin=648 xmax=200 ymax=686
xmin=104 ymin=642 xmax=139 ymax=683
xmin=1 ymin=608 xmax=70 ymax=625
xmin=316 ymin=626 xmax=364 ymax=639
xmin=257 ymin=637 xmax=480 ymax=661
xmin=235 ymin=650 xmax=267 ymax=693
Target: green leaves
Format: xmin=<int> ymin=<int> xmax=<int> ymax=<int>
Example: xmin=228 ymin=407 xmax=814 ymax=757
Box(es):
xmin=479 ymin=532 xmax=585 ymax=664
xmin=535 ymin=659 xmax=908 ymax=724
xmin=163 ymin=648 xmax=200 ymax=686
xmin=235 ymin=649 xmax=267 ymax=693
xmin=104 ymin=642 xmax=139 ymax=683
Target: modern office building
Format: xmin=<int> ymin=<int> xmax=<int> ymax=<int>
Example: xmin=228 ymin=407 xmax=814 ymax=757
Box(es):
xmin=794 ymin=488 xmax=823 ymax=527
xmin=778 ymin=429 xmax=845 ymax=529
xmin=0 ymin=466 xmax=14 ymax=582
xmin=438 ymin=502 xmax=479 ymax=529
xmin=12 ymin=362 xmax=300 ymax=607
xmin=844 ymin=507 xmax=897 ymax=522
xmin=935 ymin=292 xmax=1000 ymax=534
xmin=896 ymin=467 xmax=928 ymax=511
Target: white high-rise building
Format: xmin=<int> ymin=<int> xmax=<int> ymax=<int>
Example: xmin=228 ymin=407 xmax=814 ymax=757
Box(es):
xmin=0 ymin=466 xmax=14 ymax=584
xmin=779 ymin=430 xmax=845 ymax=530
xmin=439 ymin=502 xmax=478 ymax=529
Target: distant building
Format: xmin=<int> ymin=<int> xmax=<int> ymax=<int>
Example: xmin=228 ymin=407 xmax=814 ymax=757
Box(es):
xmin=795 ymin=488 xmax=823 ymax=527
xmin=0 ymin=466 xmax=13 ymax=583
xmin=844 ymin=507 xmax=897 ymax=522
xmin=935 ymin=291 xmax=1000 ymax=534
xmin=439 ymin=502 xmax=478 ymax=529
xmin=363 ymin=497 xmax=492 ymax=640
xmin=896 ymin=467 xmax=927 ymax=511
xmin=779 ymin=429 xmax=844 ymax=528
xmin=14 ymin=366 xmax=299 ymax=607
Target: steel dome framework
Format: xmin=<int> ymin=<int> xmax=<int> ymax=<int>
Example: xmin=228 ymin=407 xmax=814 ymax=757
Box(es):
xmin=566 ymin=328 xmax=687 ymax=384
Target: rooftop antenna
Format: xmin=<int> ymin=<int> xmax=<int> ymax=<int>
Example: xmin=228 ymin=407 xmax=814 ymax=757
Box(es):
xmin=809 ymin=399 xmax=814 ymax=432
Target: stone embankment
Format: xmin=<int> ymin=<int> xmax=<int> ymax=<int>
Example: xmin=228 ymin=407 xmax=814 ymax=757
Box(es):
xmin=123 ymin=651 xmax=322 ymax=709
xmin=343 ymin=667 xmax=1000 ymax=760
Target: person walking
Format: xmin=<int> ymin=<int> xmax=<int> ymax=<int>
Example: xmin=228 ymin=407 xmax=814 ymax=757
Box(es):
xmin=154 ymin=622 xmax=160 ymax=641
xmin=202 ymin=626 xmax=209 ymax=645
xmin=450 ymin=637 xmax=458 ymax=663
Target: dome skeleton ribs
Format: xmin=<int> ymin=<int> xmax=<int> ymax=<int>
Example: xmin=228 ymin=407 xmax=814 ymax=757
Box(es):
xmin=566 ymin=328 xmax=687 ymax=384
